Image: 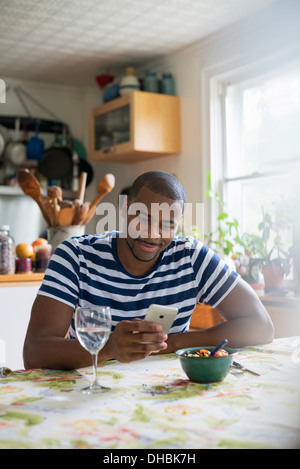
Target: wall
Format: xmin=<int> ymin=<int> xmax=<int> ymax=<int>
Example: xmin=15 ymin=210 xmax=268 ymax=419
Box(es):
xmin=1 ymin=0 xmax=299 ymax=238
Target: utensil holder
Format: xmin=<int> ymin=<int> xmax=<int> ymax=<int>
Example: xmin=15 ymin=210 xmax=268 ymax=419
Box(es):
xmin=47 ymin=225 xmax=86 ymax=253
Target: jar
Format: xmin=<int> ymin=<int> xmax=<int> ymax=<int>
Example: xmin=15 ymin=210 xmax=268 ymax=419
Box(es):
xmin=144 ymin=71 xmax=158 ymax=93
xmin=0 ymin=225 xmax=16 ymax=274
xmin=119 ymin=67 xmax=140 ymax=96
xmin=161 ymin=73 xmax=176 ymax=95
xmin=15 ymin=257 xmax=32 ymax=274
xmin=34 ymin=244 xmax=52 ymax=272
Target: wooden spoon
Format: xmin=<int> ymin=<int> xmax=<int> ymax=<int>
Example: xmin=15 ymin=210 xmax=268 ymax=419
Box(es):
xmin=78 ymin=202 xmax=90 ymax=225
xmin=45 ymin=186 xmax=62 ymax=226
xmin=81 ymin=173 xmax=115 ymax=225
xmin=17 ymin=169 xmax=51 ymax=226
xmin=71 ymin=199 xmax=82 ymax=225
xmin=76 ymin=172 xmax=87 ymax=204
xmin=58 ymin=207 xmax=75 ymax=226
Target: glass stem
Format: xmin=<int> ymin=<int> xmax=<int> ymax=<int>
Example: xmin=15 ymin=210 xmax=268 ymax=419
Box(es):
xmin=91 ymin=353 xmax=98 ymax=387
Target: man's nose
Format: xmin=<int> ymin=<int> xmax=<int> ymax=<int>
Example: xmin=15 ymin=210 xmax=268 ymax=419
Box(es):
xmin=140 ymin=220 xmax=161 ymax=239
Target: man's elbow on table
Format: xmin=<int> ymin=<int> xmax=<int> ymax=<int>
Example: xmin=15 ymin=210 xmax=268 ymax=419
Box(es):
xmin=253 ymin=305 xmax=275 ymax=345
xmin=23 ymin=338 xmax=38 ymax=370
xmin=216 ymin=278 xmax=275 ymax=346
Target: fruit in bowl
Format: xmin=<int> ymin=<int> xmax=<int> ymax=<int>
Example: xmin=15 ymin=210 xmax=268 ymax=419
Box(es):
xmin=175 ymin=346 xmax=237 ymax=383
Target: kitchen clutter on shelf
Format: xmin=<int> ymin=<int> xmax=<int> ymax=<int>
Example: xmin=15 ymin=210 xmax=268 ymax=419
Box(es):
xmin=95 ymin=67 xmax=176 ymax=103
xmin=0 ymin=170 xmax=116 ymax=274
xmin=0 ymin=86 xmax=93 ymax=191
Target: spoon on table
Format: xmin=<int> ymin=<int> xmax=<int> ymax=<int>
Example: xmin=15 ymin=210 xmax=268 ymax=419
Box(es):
xmin=81 ymin=173 xmax=115 ymax=225
xmin=17 ymin=169 xmax=51 ymax=226
xmin=211 ymin=339 xmax=228 ymax=356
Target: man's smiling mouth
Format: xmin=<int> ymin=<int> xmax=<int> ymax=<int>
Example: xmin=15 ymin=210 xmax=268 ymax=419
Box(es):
xmin=135 ymin=239 xmax=163 ymax=251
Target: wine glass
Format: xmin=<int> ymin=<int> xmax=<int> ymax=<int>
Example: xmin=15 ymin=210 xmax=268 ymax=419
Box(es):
xmin=75 ymin=306 xmax=112 ymax=394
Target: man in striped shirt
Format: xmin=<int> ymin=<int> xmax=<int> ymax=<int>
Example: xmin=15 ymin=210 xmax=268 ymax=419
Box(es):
xmin=23 ymin=171 xmax=274 ymax=369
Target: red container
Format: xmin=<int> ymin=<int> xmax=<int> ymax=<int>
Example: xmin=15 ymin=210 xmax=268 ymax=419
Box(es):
xmin=16 ymin=257 xmax=32 ymax=273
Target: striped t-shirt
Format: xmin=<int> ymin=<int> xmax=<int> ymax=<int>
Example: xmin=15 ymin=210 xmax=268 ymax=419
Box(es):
xmin=37 ymin=231 xmax=239 ymax=338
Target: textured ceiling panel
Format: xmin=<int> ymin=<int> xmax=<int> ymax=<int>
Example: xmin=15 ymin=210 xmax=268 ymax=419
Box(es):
xmin=0 ymin=0 xmax=279 ymax=85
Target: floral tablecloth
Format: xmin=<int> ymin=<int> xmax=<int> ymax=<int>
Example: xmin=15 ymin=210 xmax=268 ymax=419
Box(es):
xmin=1 ymin=337 xmax=300 ymax=449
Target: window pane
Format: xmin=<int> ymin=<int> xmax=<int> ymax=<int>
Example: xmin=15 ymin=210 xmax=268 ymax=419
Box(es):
xmin=226 ymin=174 xmax=296 ymax=241
xmin=225 ymin=68 xmax=300 ymax=178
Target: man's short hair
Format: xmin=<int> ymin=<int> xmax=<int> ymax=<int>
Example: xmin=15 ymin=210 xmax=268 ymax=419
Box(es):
xmin=129 ymin=171 xmax=187 ymax=208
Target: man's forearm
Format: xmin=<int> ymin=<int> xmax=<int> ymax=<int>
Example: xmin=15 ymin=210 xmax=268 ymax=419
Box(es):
xmin=163 ymin=315 xmax=274 ymax=353
xmin=23 ymin=335 xmax=115 ymax=370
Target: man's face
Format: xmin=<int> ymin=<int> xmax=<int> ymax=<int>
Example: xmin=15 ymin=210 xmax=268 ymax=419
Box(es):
xmin=123 ymin=186 xmax=183 ymax=263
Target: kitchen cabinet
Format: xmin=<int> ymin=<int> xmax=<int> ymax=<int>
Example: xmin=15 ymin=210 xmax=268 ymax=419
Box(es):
xmin=0 ymin=274 xmax=44 ymax=370
xmin=89 ymin=91 xmax=181 ymax=163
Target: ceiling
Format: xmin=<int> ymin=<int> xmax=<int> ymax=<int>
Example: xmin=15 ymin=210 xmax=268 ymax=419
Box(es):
xmin=1 ymin=0 xmax=279 ymax=86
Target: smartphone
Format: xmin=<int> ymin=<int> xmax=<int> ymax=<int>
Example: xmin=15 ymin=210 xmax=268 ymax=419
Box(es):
xmin=144 ymin=304 xmax=178 ymax=333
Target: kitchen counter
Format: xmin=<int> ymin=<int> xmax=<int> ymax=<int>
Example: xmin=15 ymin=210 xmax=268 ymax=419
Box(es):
xmin=1 ymin=273 xmax=44 ymax=369
xmin=0 ymin=273 xmax=44 ymax=287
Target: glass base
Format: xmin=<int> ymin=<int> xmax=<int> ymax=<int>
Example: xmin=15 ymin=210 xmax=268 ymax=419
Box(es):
xmin=80 ymin=383 xmax=110 ymax=394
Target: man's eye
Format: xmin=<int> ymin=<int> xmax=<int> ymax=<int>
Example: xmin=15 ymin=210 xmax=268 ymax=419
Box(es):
xmin=161 ymin=223 xmax=175 ymax=231
xmin=137 ymin=214 xmax=149 ymax=225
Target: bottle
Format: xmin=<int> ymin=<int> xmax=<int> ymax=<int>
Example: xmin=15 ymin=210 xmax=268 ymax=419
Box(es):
xmin=161 ymin=73 xmax=176 ymax=95
xmin=119 ymin=67 xmax=140 ymax=96
xmin=144 ymin=71 xmax=158 ymax=93
xmin=0 ymin=225 xmax=16 ymax=274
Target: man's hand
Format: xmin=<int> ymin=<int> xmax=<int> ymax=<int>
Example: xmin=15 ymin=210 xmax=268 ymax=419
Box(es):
xmin=106 ymin=318 xmax=168 ymax=363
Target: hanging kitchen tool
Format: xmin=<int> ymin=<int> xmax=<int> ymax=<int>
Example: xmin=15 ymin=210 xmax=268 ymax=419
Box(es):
xmin=0 ymin=124 xmax=10 ymax=158
xmin=27 ymin=121 xmax=44 ymax=160
xmin=4 ymin=117 xmax=26 ymax=166
xmin=10 ymin=86 xmax=71 ymax=177
xmin=17 ymin=169 xmax=51 ymax=225
xmin=73 ymin=138 xmax=87 ymax=161
xmin=38 ymin=127 xmax=73 ymax=180
xmin=64 ymin=131 xmax=93 ymax=187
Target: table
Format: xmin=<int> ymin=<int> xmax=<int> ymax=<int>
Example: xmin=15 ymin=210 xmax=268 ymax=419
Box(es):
xmin=1 ymin=337 xmax=300 ymax=449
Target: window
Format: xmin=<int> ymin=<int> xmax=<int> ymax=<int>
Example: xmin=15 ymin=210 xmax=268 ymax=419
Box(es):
xmin=211 ymin=61 xmax=300 ymax=286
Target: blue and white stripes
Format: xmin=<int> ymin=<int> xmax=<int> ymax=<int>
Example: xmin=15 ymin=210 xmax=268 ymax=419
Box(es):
xmin=38 ymin=231 xmax=238 ymax=339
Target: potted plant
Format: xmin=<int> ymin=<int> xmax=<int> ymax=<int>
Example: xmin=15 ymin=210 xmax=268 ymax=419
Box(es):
xmin=204 ymin=172 xmax=244 ymax=259
xmin=258 ymin=206 xmax=293 ymax=291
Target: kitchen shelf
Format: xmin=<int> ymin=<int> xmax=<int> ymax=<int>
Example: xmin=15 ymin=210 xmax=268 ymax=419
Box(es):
xmin=0 ymin=185 xmax=76 ymax=199
xmin=0 ymin=272 xmax=44 ymax=287
xmin=0 ymin=185 xmax=24 ymax=195
xmin=90 ymin=91 xmax=181 ymax=163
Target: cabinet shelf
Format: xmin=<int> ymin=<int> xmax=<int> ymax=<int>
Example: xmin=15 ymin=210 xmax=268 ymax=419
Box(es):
xmin=89 ymin=91 xmax=181 ymax=163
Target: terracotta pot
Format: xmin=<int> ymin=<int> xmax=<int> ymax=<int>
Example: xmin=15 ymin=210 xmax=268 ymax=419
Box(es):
xmin=262 ymin=265 xmax=284 ymax=289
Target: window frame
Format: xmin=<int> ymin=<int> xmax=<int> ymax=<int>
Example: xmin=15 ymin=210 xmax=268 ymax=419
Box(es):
xmin=207 ymin=58 xmax=300 ymax=288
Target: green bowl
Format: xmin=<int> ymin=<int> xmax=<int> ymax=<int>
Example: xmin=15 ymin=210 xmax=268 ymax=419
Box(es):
xmin=175 ymin=346 xmax=237 ymax=383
